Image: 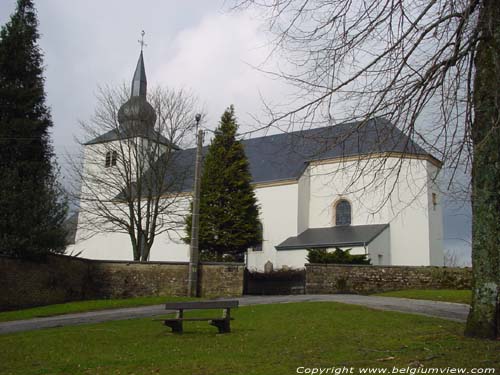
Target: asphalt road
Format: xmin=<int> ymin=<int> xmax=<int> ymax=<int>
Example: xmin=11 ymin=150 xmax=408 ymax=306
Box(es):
xmin=0 ymin=294 xmax=470 ymax=335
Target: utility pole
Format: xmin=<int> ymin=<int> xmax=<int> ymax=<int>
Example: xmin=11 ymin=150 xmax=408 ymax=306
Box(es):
xmin=188 ymin=114 xmax=203 ymax=297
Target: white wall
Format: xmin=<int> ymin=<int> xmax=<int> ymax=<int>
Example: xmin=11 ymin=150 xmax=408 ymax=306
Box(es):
xmin=297 ymin=167 xmax=310 ymax=234
xmin=427 ymin=162 xmax=444 ymax=266
xmin=74 ymin=227 xmax=190 ymax=262
xmin=367 ymin=226 xmax=391 ymax=265
xmin=307 ymin=157 xmax=435 ymax=266
xmin=75 ymin=176 xmax=192 ymax=262
xmin=275 ymin=249 xmax=308 ymax=269
xmin=246 ymin=183 xmax=299 ymax=271
xmin=75 ymin=137 xmax=190 ymax=262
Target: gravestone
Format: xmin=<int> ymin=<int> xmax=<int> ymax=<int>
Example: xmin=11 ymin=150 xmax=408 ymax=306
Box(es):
xmin=264 ymin=261 xmax=274 ymax=273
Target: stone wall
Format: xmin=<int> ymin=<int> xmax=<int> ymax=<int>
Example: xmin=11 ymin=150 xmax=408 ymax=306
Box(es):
xmin=0 ymin=255 xmax=244 ymax=311
xmin=89 ymin=260 xmax=189 ymax=299
xmin=199 ymin=262 xmax=245 ymax=298
xmin=305 ymin=264 xmax=472 ymax=294
xmin=0 ymin=255 xmax=92 ymax=310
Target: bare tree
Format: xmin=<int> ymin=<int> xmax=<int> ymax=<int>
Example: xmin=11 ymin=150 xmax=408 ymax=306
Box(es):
xmin=235 ymin=0 xmax=499 ymax=339
xmin=69 ymin=84 xmax=200 ymax=261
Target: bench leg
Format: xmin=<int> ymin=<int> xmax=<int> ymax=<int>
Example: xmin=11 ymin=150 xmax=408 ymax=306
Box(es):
xmin=210 ymin=319 xmax=230 ymax=333
xmin=164 ymin=320 xmax=183 ymax=334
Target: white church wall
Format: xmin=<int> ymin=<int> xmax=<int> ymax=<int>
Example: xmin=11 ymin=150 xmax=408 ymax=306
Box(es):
xmin=246 ymin=183 xmax=299 ymax=271
xmin=74 ymin=203 xmax=140 ymax=260
xmin=367 ymin=226 xmax=391 ymax=265
xmin=297 ymin=167 xmax=310 ymax=234
xmin=386 ymin=159 xmax=432 ymax=266
xmin=275 ymin=249 xmax=308 ymax=269
xmin=76 ymin=136 xmax=194 ymax=262
xmin=80 ymin=143 xmax=122 ymax=202
xmin=75 ymin=137 xmax=134 ymax=260
xmin=75 ymin=189 xmax=192 ymax=262
xmin=81 ymin=137 xmax=163 ymax=194
xmin=427 ymin=162 xmax=444 ymax=266
xmin=147 ymin=194 xmax=192 ymax=262
xmin=307 ymin=156 xmax=436 ymax=266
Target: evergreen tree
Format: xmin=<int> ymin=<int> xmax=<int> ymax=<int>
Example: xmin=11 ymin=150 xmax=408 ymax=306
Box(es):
xmin=0 ymin=0 xmax=67 ymax=258
xmin=185 ymin=106 xmax=261 ymax=261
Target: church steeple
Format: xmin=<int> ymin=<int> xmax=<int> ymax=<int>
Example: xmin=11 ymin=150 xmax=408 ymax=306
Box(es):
xmin=131 ymin=51 xmax=147 ymax=98
xmin=117 ymin=33 xmax=156 ymax=131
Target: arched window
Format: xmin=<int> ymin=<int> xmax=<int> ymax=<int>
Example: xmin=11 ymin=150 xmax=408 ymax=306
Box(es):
xmin=105 ymin=151 xmax=118 ymax=168
xmin=335 ymin=199 xmax=351 ymax=226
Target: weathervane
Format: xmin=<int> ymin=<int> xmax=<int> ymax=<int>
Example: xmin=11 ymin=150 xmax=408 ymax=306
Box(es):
xmin=138 ymin=30 xmax=147 ymax=51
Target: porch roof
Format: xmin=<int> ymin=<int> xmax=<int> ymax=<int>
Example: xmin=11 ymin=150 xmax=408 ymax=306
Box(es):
xmin=275 ymin=224 xmax=389 ymax=250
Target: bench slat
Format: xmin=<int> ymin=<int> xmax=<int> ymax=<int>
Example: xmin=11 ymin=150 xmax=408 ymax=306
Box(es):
xmin=164 ymin=300 xmax=238 ymax=310
xmin=163 ymin=317 xmax=234 ymax=322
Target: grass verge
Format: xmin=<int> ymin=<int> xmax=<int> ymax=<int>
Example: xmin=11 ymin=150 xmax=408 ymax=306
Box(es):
xmin=373 ymin=289 xmax=471 ymax=304
xmin=0 ymin=296 xmax=194 ymax=322
xmin=0 ymin=302 xmax=498 ymax=374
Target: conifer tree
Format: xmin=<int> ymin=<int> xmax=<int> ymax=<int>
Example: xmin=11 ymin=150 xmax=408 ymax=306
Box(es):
xmin=185 ymin=106 xmax=261 ymax=261
xmin=0 ymin=0 xmax=67 ymax=258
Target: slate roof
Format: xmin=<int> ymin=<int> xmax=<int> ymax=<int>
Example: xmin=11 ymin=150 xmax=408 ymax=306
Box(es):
xmin=154 ymin=117 xmax=439 ymax=194
xmin=275 ymin=224 xmax=389 ymax=250
xmin=84 ymin=127 xmax=179 ymax=148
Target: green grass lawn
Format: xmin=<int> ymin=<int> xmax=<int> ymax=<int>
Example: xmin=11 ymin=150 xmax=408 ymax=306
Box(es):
xmin=373 ymin=290 xmax=472 ymax=304
xmin=0 ymin=302 xmax=498 ymax=375
xmin=0 ymin=296 xmax=194 ymax=323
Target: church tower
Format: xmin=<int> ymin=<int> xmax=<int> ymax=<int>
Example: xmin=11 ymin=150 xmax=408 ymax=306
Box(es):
xmin=81 ymin=47 xmax=173 ymax=192
xmin=74 ymin=43 xmax=183 ymax=261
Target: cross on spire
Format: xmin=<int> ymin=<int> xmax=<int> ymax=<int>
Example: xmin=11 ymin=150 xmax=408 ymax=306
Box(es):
xmin=138 ymin=30 xmax=147 ymax=51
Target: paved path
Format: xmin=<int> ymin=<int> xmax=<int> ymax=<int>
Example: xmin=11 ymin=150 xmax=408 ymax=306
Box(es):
xmin=0 ymin=295 xmax=469 ymax=335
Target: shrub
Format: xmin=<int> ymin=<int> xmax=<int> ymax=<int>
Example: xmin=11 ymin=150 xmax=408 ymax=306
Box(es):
xmin=306 ymin=247 xmax=371 ymax=265
xmin=199 ymin=250 xmax=244 ymax=263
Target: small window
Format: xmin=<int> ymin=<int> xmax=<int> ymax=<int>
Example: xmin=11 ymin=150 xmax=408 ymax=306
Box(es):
xmin=377 ymin=254 xmax=383 ymax=265
xmin=335 ymin=199 xmax=351 ymax=226
xmin=432 ymin=193 xmax=437 ymax=210
xmin=253 ymin=222 xmax=263 ymax=251
xmin=105 ymin=151 xmax=117 ymax=168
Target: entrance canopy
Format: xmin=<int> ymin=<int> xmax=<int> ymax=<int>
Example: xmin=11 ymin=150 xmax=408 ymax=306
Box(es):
xmin=275 ymin=224 xmax=389 ymax=250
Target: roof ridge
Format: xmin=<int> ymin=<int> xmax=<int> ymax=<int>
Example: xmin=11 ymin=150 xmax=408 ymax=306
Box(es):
xmin=238 ymin=118 xmax=379 ymax=143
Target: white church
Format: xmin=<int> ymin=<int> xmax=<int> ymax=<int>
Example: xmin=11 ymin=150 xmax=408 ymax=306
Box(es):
xmin=73 ymin=51 xmax=444 ymax=270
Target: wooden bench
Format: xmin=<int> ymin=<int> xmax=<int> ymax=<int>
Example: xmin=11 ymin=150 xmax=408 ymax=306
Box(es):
xmin=157 ymin=300 xmax=239 ymax=334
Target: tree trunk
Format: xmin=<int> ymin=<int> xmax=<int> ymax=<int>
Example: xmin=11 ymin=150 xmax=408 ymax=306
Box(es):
xmin=131 ymin=238 xmax=140 ymax=261
xmin=138 ymin=231 xmax=148 ymax=262
xmin=465 ymin=0 xmax=500 ymax=340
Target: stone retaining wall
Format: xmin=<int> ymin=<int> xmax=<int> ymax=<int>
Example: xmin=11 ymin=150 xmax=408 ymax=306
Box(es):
xmin=0 ymin=255 xmax=91 ymax=311
xmin=89 ymin=260 xmax=189 ymax=299
xmin=199 ymin=262 xmax=245 ymax=298
xmin=0 ymin=255 xmax=244 ymax=311
xmin=306 ymin=264 xmax=471 ymax=294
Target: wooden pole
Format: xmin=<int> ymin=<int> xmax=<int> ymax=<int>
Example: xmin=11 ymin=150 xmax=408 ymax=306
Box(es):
xmin=188 ymin=118 xmax=203 ymax=297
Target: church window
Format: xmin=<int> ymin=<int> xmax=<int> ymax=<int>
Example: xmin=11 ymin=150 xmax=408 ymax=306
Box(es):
xmin=432 ymin=192 xmax=437 ymax=210
xmin=252 ymin=222 xmax=263 ymax=251
xmin=335 ymin=199 xmax=351 ymax=226
xmin=105 ymin=151 xmax=117 ymax=168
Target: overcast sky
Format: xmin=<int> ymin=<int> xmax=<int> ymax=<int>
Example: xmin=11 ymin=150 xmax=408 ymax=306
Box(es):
xmin=0 ymin=0 xmax=472 ymax=264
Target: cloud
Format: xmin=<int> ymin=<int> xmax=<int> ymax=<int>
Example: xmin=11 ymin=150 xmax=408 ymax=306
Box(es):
xmin=155 ymin=10 xmax=287 ymax=132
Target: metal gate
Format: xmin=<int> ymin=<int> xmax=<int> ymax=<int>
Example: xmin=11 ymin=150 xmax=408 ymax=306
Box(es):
xmin=243 ymin=269 xmax=305 ymax=295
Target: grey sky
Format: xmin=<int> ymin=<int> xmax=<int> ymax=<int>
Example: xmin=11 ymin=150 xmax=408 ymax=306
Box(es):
xmin=0 ymin=0 xmax=471 ymax=264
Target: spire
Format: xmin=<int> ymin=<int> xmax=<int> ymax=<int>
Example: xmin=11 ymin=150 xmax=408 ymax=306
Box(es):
xmin=131 ymin=50 xmax=147 ymax=98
